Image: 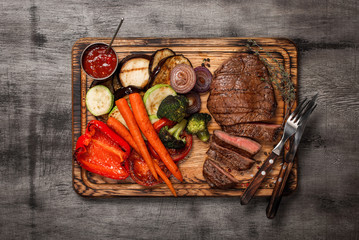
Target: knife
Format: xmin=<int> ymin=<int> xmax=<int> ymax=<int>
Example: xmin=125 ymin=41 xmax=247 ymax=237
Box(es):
xmin=266 ymin=94 xmax=318 ymax=219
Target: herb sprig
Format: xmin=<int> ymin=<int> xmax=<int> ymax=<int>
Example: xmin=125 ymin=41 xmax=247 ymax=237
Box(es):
xmin=245 ymin=39 xmax=295 ymax=105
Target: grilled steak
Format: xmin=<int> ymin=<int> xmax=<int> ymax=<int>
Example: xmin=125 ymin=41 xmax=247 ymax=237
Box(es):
xmin=222 ymin=123 xmax=281 ymax=142
xmin=207 ymin=53 xmax=277 ymax=125
xmin=207 ymin=142 xmax=255 ymax=171
xmin=203 ymin=158 xmax=238 ymax=189
xmin=213 ymin=130 xmax=261 ymax=157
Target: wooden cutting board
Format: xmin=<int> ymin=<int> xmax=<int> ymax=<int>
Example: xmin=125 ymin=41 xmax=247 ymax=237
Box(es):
xmin=72 ymin=37 xmax=298 ymax=197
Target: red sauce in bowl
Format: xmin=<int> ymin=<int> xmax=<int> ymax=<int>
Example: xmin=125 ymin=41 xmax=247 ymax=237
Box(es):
xmin=82 ymin=44 xmax=118 ymax=79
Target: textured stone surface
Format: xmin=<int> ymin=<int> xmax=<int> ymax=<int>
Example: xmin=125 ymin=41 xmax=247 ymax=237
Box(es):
xmin=0 ymin=0 xmax=358 ymax=239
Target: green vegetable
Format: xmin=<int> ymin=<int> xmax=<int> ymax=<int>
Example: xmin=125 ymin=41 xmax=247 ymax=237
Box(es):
xmin=158 ymin=119 xmax=187 ymax=149
xmin=157 ymin=95 xmax=189 ymax=122
xmin=143 ymin=84 xmax=177 ymax=116
xmin=186 ymin=113 xmax=212 ymax=142
xmin=86 ymin=85 xmax=114 ymax=116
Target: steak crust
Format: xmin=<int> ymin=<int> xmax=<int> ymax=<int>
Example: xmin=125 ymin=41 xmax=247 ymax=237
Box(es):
xmin=222 ymin=123 xmax=281 ymax=142
xmin=207 ymin=53 xmax=277 ymax=125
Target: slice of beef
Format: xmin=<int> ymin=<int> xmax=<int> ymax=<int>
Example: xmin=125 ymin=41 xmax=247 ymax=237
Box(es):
xmin=207 ymin=53 xmax=277 ymax=125
xmin=222 ymin=123 xmax=282 ymax=142
xmin=207 ymin=142 xmax=255 ymax=171
xmin=213 ymin=130 xmax=261 ymax=157
xmin=203 ymin=158 xmax=238 ymax=189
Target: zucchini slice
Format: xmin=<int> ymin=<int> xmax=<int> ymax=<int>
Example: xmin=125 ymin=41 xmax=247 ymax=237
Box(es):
xmin=86 ymin=85 xmax=114 ymax=116
xmin=143 ymin=84 xmax=177 ymax=116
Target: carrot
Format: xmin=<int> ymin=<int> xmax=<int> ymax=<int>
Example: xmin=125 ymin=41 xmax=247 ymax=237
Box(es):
xmin=154 ymin=162 xmax=177 ymax=197
xmin=107 ymin=116 xmax=177 ymax=196
xmin=116 ymin=98 xmax=159 ymax=180
xmin=107 ymin=117 xmax=140 ymax=154
xmin=129 ymin=93 xmax=183 ymax=182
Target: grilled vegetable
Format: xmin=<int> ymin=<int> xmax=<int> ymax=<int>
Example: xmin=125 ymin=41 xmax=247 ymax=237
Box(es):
xmin=170 ymin=64 xmax=196 ymax=94
xmin=185 ymin=91 xmax=201 ymax=114
xmin=157 ymin=95 xmax=189 ymax=122
xmin=158 ymin=119 xmax=187 ymax=149
xmin=86 ymin=85 xmax=114 ymax=116
xmin=118 ymin=54 xmax=151 ymax=89
xmin=193 ymin=66 xmax=213 ymax=93
xmin=126 ymin=150 xmax=169 ymax=187
xmin=151 ymin=55 xmax=192 ymax=86
xmin=143 ymin=84 xmax=177 ymax=116
xmin=149 ymin=48 xmax=175 ymax=74
xmin=73 ymin=120 xmax=131 ymax=180
xmin=151 ymin=119 xmax=190 ymax=161
xmin=186 ymin=113 xmax=212 ymax=142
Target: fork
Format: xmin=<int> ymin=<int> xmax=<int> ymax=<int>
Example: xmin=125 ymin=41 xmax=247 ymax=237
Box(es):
xmin=240 ymin=98 xmax=312 ymax=205
xmin=266 ymin=95 xmax=317 ymax=218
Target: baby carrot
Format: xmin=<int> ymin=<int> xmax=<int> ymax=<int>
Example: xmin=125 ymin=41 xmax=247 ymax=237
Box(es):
xmin=129 ymin=93 xmax=183 ymax=182
xmin=116 ymin=98 xmax=158 ymax=180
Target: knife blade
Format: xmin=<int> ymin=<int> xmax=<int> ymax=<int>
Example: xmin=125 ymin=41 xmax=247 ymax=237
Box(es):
xmin=266 ymin=93 xmax=318 ymax=218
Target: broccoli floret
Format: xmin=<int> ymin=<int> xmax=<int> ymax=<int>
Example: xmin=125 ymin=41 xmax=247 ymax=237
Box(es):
xmin=158 ymin=119 xmax=187 ymax=149
xmin=157 ymin=95 xmax=189 ymax=122
xmin=186 ymin=113 xmax=212 ymax=142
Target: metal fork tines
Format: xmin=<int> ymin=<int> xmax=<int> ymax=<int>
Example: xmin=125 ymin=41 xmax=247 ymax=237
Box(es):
xmin=272 ymin=97 xmax=313 ymax=155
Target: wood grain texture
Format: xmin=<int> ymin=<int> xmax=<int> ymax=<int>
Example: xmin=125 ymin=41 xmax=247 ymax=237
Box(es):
xmin=72 ymin=37 xmax=298 ymax=197
xmin=1 ymin=0 xmax=358 ymax=239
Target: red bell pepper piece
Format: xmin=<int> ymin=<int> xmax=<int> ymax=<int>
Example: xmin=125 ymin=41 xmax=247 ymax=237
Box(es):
xmin=74 ymin=120 xmax=131 ymax=180
xmin=153 ymin=118 xmax=176 ymax=133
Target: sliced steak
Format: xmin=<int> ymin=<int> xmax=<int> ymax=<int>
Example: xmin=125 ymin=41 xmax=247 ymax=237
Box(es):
xmin=207 ymin=53 xmax=277 ymax=125
xmin=222 ymin=123 xmax=281 ymax=142
xmin=213 ymin=130 xmax=261 ymax=157
xmin=203 ymin=158 xmax=238 ymax=189
xmin=207 ymin=142 xmax=255 ymax=171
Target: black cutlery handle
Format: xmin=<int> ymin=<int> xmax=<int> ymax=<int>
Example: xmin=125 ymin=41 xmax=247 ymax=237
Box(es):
xmin=266 ymin=161 xmax=294 ymax=219
xmin=240 ymin=152 xmax=278 ymax=205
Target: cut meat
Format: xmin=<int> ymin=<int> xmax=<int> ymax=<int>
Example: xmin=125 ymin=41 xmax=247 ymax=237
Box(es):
xmin=213 ymin=130 xmax=261 ymax=157
xmin=222 ymin=123 xmax=281 ymax=142
xmin=207 ymin=53 xmax=277 ymax=125
xmin=203 ymin=158 xmax=238 ymax=189
xmin=207 ymin=142 xmax=255 ymax=171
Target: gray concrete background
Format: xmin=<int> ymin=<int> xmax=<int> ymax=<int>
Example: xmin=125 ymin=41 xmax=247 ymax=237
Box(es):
xmin=1 ymin=0 xmax=358 ymax=239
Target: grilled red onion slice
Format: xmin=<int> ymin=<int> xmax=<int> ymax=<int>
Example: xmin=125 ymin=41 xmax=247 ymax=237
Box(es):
xmin=170 ymin=64 xmax=196 ymax=94
xmin=193 ymin=66 xmax=213 ymax=93
xmin=185 ymin=91 xmax=201 ymax=114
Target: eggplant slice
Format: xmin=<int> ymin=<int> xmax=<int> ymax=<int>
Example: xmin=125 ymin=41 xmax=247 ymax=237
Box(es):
xmin=149 ymin=48 xmax=176 ymax=74
xmin=118 ymin=54 xmax=151 ymax=89
xmin=151 ymin=55 xmax=192 ymax=86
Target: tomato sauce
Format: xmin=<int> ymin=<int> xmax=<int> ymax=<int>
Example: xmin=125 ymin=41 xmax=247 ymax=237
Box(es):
xmin=82 ymin=44 xmax=117 ymax=79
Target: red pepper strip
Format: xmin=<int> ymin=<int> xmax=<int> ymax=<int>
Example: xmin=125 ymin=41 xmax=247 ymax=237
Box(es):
xmin=91 ymin=139 xmax=126 ymax=162
xmin=87 ymin=120 xmax=131 ymax=157
xmin=153 ymin=118 xmax=176 ymax=133
xmin=74 ymin=120 xmax=131 ymax=180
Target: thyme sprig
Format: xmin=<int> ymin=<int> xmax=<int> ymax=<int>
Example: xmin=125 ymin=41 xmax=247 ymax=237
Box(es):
xmin=245 ymin=39 xmax=295 ymax=105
